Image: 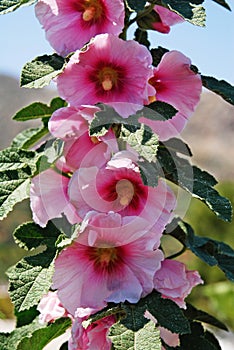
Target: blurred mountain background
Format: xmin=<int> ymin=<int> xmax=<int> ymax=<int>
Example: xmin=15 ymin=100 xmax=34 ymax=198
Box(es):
xmin=0 ymin=74 xmax=234 ymax=333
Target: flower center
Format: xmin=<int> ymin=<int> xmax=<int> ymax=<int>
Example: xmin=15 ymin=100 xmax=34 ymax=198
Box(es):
xmin=82 ymin=0 xmax=103 ymax=22
xmin=90 ymin=246 xmax=118 ymax=270
xmin=116 ymin=179 xmax=135 ymax=207
xmin=98 ymin=66 xmax=119 ymax=91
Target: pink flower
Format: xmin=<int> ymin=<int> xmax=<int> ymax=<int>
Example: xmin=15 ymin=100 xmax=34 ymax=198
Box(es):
xmin=37 ymin=291 xmax=68 ymax=324
xmin=30 ymin=167 xmax=81 ymax=227
xmin=68 ymin=151 xmax=176 ymax=232
xmin=69 ymin=315 xmax=115 ymax=350
xmin=140 ymin=50 xmax=202 ymax=140
xmin=49 ymin=105 xmax=118 ymax=170
xmin=56 ymin=33 xmax=155 ymax=117
xmin=52 ymin=211 xmax=164 ymax=315
xmin=35 ymin=0 xmax=125 ymax=56
xmin=154 ymin=259 xmax=203 ymax=308
xmin=152 ymin=5 xmax=184 ymax=34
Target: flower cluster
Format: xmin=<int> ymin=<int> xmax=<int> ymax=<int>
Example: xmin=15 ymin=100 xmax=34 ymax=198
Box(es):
xmin=33 ymin=0 xmax=203 ymax=348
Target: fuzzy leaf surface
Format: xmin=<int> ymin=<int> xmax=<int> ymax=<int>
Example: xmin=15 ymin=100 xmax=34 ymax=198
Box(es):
xmin=11 ymin=126 xmax=48 ymax=149
xmin=121 ymin=124 xmax=158 ymax=163
xmin=0 ymin=321 xmax=44 ymax=350
xmin=201 ymin=76 xmax=234 ymax=105
xmin=121 ymin=291 xmax=190 ymax=335
xmin=8 ymin=221 xmax=61 ymax=312
xmin=162 ymin=0 xmax=206 ymax=26
xmin=0 ymin=0 xmax=35 ymax=14
xmin=109 ymin=321 xmax=161 ymax=350
xmin=0 ymin=148 xmax=37 ymax=220
xmin=17 ymin=318 xmax=72 ymax=350
xmin=20 ymin=54 xmax=65 ymax=88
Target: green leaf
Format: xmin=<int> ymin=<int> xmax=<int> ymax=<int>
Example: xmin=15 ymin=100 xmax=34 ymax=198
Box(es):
xmin=121 ymin=124 xmax=158 ymax=163
xmin=146 ymin=101 xmax=178 ymax=121
xmin=13 ymin=97 xmax=67 ymax=122
xmin=162 ymin=0 xmax=206 ymax=26
xmin=13 ymin=221 xmax=62 ymax=251
xmin=0 ymin=320 xmax=44 ymax=350
xmin=15 ymin=307 xmax=40 ymax=328
xmin=162 ymin=138 xmax=192 ymax=157
xmin=212 ymin=0 xmax=231 ymax=10
xmin=125 ymin=0 xmax=147 ymax=12
xmin=184 ymin=304 xmax=228 ymax=331
xmin=157 ymin=146 xmax=232 ymax=222
xmin=7 ymin=255 xmax=54 ymax=312
xmin=36 ymin=138 xmax=64 ymax=173
xmin=20 ymin=54 xmax=65 ymax=89
xmin=8 ymin=221 xmax=61 ymax=312
xmin=17 ymin=317 xmax=72 ymax=350
xmin=0 ymin=0 xmax=35 ymax=14
xmin=0 ymin=148 xmax=37 ymax=220
xmin=122 ymin=291 xmax=190 ymax=335
xmin=169 ymin=219 xmax=234 ymax=281
xmin=139 ymin=159 xmax=160 ymax=187
xmin=134 ymin=28 xmax=150 ymax=49
xmin=109 ymin=321 xmax=161 ymax=350
xmin=11 ymin=126 xmax=49 ymax=149
xmin=179 ymin=322 xmax=221 ymax=349
xmin=201 ymin=76 xmax=234 ymax=105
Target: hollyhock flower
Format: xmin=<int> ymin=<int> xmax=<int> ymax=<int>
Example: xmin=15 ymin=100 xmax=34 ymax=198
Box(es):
xmin=56 ymin=33 xmax=155 ymax=117
xmin=68 ymin=151 xmax=176 ymax=231
xmin=140 ymin=50 xmax=202 ymax=140
xmin=52 ymin=211 xmax=164 ymax=315
xmin=159 ymin=327 xmax=180 ymax=349
xmin=30 ymin=167 xmax=81 ymax=227
xmin=37 ymin=291 xmax=68 ymax=324
xmin=35 ymin=0 xmax=125 ymax=56
xmin=49 ymin=105 xmax=118 ymax=170
xmin=68 ymin=314 xmax=115 ymax=350
xmin=154 ymin=259 xmax=203 ymax=308
xmin=152 ymin=5 xmax=184 ymax=34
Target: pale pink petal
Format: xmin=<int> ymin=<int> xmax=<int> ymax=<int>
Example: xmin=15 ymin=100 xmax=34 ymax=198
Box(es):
xmin=37 ymin=291 xmax=67 ymax=324
xmin=154 ymin=259 xmax=203 ymax=308
xmin=30 ymin=168 xmax=81 ymax=227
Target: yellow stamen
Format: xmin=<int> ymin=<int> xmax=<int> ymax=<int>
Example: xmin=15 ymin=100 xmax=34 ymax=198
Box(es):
xmin=82 ymin=6 xmax=96 ymax=21
xmin=148 ymin=95 xmax=156 ymax=103
xmin=90 ymin=136 xmax=100 ymax=144
xmin=102 ymin=75 xmax=113 ymax=91
xmin=116 ymin=179 xmax=135 ymax=207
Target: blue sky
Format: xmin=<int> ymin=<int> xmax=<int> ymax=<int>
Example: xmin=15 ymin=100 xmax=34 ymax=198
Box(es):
xmin=0 ymin=1 xmax=234 ymax=84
